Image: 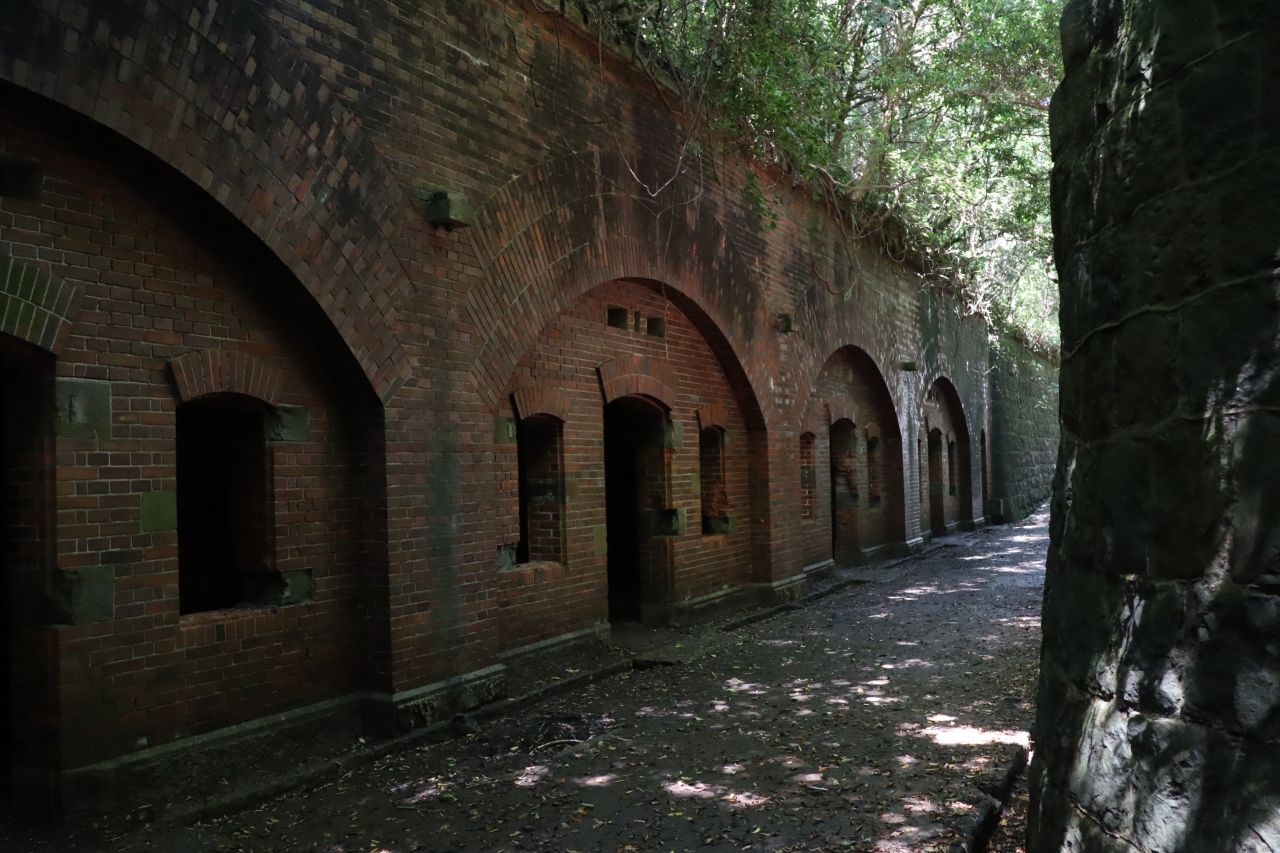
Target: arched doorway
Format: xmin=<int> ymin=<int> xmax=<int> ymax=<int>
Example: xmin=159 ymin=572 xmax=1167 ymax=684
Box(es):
xmin=924 ymin=377 xmax=973 ymax=535
xmin=0 ymin=335 xmax=54 ymax=796
xmin=928 ymin=428 xmax=946 ymax=536
xmin=604 ymin=395 xmax=672 ymax=623
xmin=804 ymin=346 xmax=905 ymax=569
xmin=829 ymin=419 xmax=860 ymax=565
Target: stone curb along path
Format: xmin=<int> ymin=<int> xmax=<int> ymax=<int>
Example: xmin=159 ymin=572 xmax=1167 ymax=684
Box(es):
xmin=45 ymin=509 xmax=1046 ymax=853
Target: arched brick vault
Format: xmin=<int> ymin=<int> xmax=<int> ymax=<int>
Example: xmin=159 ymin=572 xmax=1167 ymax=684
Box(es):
xmin=920 ymin=373 xmax=974 ymax=441
xmin=0 ymin=0 xmax=413 ymax=403
xmin=464 ymin=150 xmax=770 ymax=430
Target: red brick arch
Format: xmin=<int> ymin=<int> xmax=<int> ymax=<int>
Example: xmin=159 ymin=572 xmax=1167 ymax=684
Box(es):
xmin=597 ymin=354 xmax=677 ymax=407
xmin=0 ymin=0 xmax=413 ymax=403
xmin=826 ymin=393 xmax=858 ymax=427
xmin=920 ymin=374 xmax=974 ymax=441
xmin=0 ymin=256 xmax=80 ymax=355
xmin=464 ymin=150 xmax=769 ymax=429
xmin=696 ymin=403 xmax=731 ymax=432
xmin=169 ymin=350 xmax=284 ymax=407
xmin=512 ymin=383 xmax=571 ymax=423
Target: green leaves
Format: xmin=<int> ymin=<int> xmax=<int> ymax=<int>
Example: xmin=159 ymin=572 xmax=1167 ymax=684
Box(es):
xmin=590 ymin=0 xmax=1063 ymax=349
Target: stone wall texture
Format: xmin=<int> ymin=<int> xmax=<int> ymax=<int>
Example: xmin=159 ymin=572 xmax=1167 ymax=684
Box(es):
xmin=0 ymin=0 xmax=1056 ymax=809
xmin=988 ymin=337 xmax=1059 ymax=524
xmin=1031 ymin=2 xmax=1280 ymax=851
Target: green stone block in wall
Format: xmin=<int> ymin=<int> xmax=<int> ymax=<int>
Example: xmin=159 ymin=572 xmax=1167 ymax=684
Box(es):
xmin=49 ymin=566 xmax=115 ymax=625
xmin=266 ymin=405 xmax=311 ymax=442
xmin=54 ymin=377 xmax=111 ymax=439
xmin=593 ymin=524 xmax=608 ymax=557
xmin=140 ymin=491 xmax=177 ymax=532
xmin=495 ymin=416 xmax=517 ymax=446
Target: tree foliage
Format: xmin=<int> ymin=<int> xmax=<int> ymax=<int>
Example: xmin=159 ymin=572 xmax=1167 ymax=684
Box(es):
xmin=583 ymin=0 xmax=1063 ymax=349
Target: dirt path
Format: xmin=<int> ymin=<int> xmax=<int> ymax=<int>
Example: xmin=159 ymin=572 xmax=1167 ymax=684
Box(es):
xmin=15 ymin=509 xmax=1048 ymax=853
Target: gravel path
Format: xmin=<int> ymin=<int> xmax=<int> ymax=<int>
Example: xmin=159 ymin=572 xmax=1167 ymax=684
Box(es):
xmin=11 ymin=508 xmax=1047 ymax=853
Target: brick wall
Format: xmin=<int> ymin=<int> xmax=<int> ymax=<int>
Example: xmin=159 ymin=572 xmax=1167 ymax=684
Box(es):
xmin=0 ymin=98 xmax=383 ymax=770
xmin=988 ymin=336 xmax=1059 ymax=522
xmin=0 ymin=0 xmax=1056 ymax=798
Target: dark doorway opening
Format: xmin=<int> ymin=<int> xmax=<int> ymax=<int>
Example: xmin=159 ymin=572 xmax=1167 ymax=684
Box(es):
xmin=829 ymin=419 xmax=859 ymax=564
xmin=604 ymin=396 xmax=668 ymax=622
xmin=980 ymin=429 xmax=989 ymax=517
xmin=928 ymin=428 xmax=945 ymax=536
xmin=177 ymin=394 xmax=271 ymax=614
xmin=0 ymin=336 xmax=53 ymax=795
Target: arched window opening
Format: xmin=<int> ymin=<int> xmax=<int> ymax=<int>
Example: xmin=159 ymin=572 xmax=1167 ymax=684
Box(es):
xmin=178 ymin=394 xmax=272 ymax=614
xmin=517 ymin=414 xmax=565 ymax=564
xmin=865 ymin=425 xmax=882 ymax=510
xmin=799 ymin=432 xmax=817 ymax=519
xmin=700 ymin=426 xmax=730 ymax=535
xmin=947 ymin=435 xmax=958 ymax=496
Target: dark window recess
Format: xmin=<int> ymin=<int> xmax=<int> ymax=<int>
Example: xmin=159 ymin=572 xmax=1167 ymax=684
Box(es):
xmin=947 ymin=440 xmax=958 ymax=496
xmin=607 ymin=305 xmax=629 ymax=329
xmin=700 ymin=426 xmax=729 ymax=534
xmin=634 ymin=310 xmax=642 ymax=332
xmin=0 ymin=158 xmax=42 ymax=204
xmin=517 ymin=415 xmax=565 ymax=563
xmin=178 ymin=395 xmax=272 ymax=614
xmin=646 ymin=316 xmax=666 ymax=337
xmin=866 ymin=433 xmax=883 ymax=509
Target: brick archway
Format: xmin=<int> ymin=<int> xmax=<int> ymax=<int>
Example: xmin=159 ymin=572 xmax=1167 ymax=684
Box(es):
xmin=464 ymin=151 xmax=770 ymax=429
xmin=0 ymin=256 xmax=79 ymax=355
xmin=169 ymin=350 xmax=284 ymax=407
xmin=0 ymin=0 xmax=413 ymax=403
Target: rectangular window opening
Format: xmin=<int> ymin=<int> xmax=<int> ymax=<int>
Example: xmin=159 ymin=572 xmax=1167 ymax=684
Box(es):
xmin=517 ymin=415 xmax=565 ymax=563
xmin=646 ymin=316 xmax=666 ymax=337
xmin=178 ymin=396 xmax=272 ymax=615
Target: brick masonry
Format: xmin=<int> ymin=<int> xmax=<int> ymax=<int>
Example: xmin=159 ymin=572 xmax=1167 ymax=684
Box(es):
xmin=0 ymin=0 xmax=1057 ymax=808
xmin=988 ymin=338 xmax=1059 ymax=523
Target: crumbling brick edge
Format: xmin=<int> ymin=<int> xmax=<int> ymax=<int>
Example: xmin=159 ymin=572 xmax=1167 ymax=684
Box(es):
xmin=947 ymin=746 xmax=1028 ymax=853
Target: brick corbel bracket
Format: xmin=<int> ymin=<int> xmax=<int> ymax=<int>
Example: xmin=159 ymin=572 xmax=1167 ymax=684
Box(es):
xmin=511 ymin=383 xmax=571 ymax=423
xmin=826 ymin=393 xmax=858 ymax=427
xmin=169 ymin=350 xmax=284 ymax=407
xmin=0 ymin=256 xmax=80 ymax=355
xmin=597 ymin=355 xmax=677 ymax=408
xmin=696 ymin=402 xmax=730 ymax=432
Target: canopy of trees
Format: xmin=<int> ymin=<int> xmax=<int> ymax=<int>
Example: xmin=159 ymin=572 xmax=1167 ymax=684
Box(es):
xmin=584 ymin=0 xmax=1063 ymax=349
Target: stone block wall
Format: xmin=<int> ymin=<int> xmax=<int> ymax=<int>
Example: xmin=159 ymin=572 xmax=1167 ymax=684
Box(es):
xmin=988 ymin=336 xmax=1059 ymax=523
xmin=1030 ymin=1 xmax=1280 ymax=850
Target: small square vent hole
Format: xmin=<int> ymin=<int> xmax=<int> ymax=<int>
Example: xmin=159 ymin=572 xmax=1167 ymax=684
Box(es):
xmin=607 ymin=305 xmax=629 ymax=330
xmin=646 ymin=316 xmax=666 ymax=337
xmin=0 ymin=157 xmax=43 ymax=204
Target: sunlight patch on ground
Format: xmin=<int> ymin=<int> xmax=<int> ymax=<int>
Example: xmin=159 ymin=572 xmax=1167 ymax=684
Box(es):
xmin=662 ymin=778 xmax=771 ymax=808
xmin=919 ymin=725 xmax=1030 ymax=747
xmin=515 ymin=765 xmax=550 ymax=787
xmin=573 ymin=773 xmax=618 ymax=787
